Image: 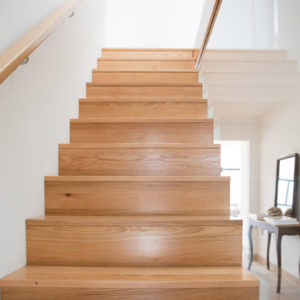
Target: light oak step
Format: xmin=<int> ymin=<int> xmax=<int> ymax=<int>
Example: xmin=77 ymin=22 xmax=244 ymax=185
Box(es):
xmin=92 ymin=70 xmax=199 ymax=84
xmin=86 ymin=83 xmax=203 ymax=100
xmin=102 ymin=48 xmax=197 ymax=60
xmin=0 ymin=265 xmax=259 ymax=300
xmin=70 ymin=119 xmax=214 ymax=144
xmin=97 ymin=59 xmax=196 ymax=71
xmin=79 ymin=99 xmax=208 ymax=119
xmin=58 ymin=143 xmax=220 ymax=176
xmin=26 ymin=216 xmax=242 ymax=267
xmin=45 ymin=176 xmax=230 ymax=216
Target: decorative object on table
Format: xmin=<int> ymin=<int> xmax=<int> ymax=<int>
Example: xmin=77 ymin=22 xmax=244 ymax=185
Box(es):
xmin=284 ymin=208 xmax=292 ymax=217
xmin=267 ymin=206 xmax=282 ymax=217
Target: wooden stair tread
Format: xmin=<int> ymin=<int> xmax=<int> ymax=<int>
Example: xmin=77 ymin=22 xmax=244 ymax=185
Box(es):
xmin=45 ymin=175 xmax=230 ymax=182
xmin=79 ymin=98 xmax=207 ymax=103
xmin=70 ymin=118 xmax=212 ymax=123
xmin=87 ymin=83 xmax=202 ymax=86
xmin=98 ymin=58 xmax=197 ymax=61
xmin=103 ymin=48 xmax=195 ymax=51
xmin=26 ymin=215 xmax=241 ymax=226
xmin=94 ymin=68 xmax=197 ymax=72
xmin=59 ymin=143 xmax=220 ymax=149
xmin=1 ymin=266 xmax=258 ymax=288
xmin=93 ymin=69 xmax=198 ymax=73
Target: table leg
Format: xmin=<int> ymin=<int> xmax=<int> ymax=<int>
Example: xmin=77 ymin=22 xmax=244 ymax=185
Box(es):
xmin=276 ymin=233 xmax=282 ymax=293
xmin=267 ymin=232 xmax=271 ymax=270
xmin=248 ymin=224 xmax=254 ymax=270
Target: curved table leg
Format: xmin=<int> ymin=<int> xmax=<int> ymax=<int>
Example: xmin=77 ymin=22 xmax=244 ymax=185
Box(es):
xmin=267 ymin=232 xmax=271 ymax=270
xmin=276 ymin=233 xmax=282 ymax=293
xmin=248 ymin=224 xmax=254 ymax=270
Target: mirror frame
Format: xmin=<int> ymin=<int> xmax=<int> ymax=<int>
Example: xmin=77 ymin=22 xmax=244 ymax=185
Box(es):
xmin=274 ymin=153 xmax=299 ymax=218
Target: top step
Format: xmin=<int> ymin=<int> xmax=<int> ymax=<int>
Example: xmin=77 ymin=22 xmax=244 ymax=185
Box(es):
xmin=102 ymin=49 xmax=197 ymax=60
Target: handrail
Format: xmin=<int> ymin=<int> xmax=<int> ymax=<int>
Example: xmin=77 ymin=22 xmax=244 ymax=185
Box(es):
xmin=0 ymin=0 xmax=84 ymax=84
xmin=194 ymin=0 xmax=223 ymax=70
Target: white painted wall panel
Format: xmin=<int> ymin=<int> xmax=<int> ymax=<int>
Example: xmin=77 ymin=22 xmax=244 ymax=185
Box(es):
xmin=0 ymin=0 xmax=106 ymax=278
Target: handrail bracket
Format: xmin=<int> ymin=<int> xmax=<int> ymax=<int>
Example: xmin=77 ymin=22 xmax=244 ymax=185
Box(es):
xmin=20 ymin=57 xmax=29 ymax=65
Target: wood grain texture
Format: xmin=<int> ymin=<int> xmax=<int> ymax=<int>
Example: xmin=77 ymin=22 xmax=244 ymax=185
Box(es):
xmin=26 ymin=216 xmax=242 ymax=267
xmin=0 ymin=266 xmax=259 ymax=299
xmin=70 ymin=119 xmax=214 ymax=144
xmin=26 ymin=216 xmax=242 ymax=226
xmin=0 ymin=0 xmax=83 ymax=84
xmin=92 ymin=70 xmax=198 ymax=84
xmin=45 ymin=176 xmax=229 ymax=216
xmin=97 ymin=59 xmax=196 ymax=71
xmin=102 ymin=49 xmax=195 ymax=60
xmin=58 ymin=144 xmax=220 ymax=176
xmin=0 ymin=265 xmax=259 ymax=287
xmin=86 ymin=84 xmax=203 ymax=99
xmin=0 ymin=286 xmax=259 ymax=300
xmin=79 ymin=99 xmax=207 ymax=119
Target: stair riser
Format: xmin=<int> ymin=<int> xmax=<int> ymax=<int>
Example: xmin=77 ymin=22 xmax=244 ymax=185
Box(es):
xmin=97 ymin=60 xmax=196 ymax=71
xmin=92 ymin=72 xmax=199 ymax=84
xmin=59 ymin=147 xmax=220 ymax=176
xmin=1 ymin=286 xmax=259 ymax=300
xmin=26 ymin=224 xmax=242 ymax=267
xmin=70 ymin=121 xmax=213 ymax=143
xmin=45 ymin=179 xmax=230 ymax=216
xmin=86 ymin=85 xmax=203 ymax=99
xmin=79 ymin=101 xmax=207 ymax=119
xmin=102 ymin=50 xmax=195 ymax=60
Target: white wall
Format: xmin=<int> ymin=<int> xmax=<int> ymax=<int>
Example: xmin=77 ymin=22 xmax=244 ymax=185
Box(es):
xmin=276 ymin=0 xmax=300 ymax=68
xmin=258 ymin=100 xmax=300 ymax=278
xmin=209 ymin=0 xmax=277 ymax=49
xmin=209 ymin=0 xmax=258 ymax=49
xmin=208 ymin=0 xmax=300 ymax=67
xmin=105 ymin=0 xmax=205 ymax=48
xmin=0 ymin=0 xmax=67 ymax=54
xmin=0 ymin=0 xmax=106 ymax=278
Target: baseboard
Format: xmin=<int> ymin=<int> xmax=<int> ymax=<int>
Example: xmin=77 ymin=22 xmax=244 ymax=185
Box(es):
xmin=253 ymin=254 xmax=300 ymax=285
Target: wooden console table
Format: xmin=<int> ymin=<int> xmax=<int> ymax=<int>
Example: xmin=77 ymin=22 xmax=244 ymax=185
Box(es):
xmin=247 ymin=218 xmax=300 ymax=293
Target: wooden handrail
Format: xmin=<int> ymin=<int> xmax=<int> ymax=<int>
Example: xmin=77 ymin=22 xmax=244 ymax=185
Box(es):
xmin=195 ymin=0 xmax=223 ymax=70
xmin=0 ymin=0 xmax=84 ymax=84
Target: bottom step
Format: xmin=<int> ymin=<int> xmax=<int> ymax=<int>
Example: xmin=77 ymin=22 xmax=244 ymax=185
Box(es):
xmin=0 ymin=266 xmax=259 ymax=300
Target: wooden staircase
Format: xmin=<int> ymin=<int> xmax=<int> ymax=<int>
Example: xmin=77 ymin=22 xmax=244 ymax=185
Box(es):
xmin=0 ymin=48 xmax=259 ymax=299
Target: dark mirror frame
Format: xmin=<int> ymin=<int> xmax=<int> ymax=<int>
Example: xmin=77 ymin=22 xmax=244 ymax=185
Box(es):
xmin=274 ymin=153 xmax=299 ymax=219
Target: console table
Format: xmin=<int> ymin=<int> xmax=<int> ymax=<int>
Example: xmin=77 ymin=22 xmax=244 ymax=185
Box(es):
xmin=247 ymin=218 xmax=300 ymax=293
